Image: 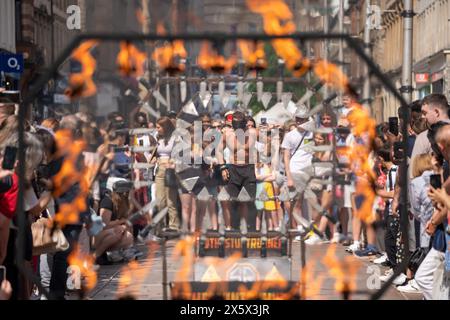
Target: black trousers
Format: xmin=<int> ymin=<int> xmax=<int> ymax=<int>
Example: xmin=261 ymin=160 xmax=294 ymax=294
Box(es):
xmin=384 ymin=214 xmax=399 ymax=268
xmin=49 ymin=224 xmax=82 ymax=300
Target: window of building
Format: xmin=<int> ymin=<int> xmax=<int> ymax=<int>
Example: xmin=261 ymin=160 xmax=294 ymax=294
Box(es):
xmin=432 ymin=79 xmax=443 ymax=94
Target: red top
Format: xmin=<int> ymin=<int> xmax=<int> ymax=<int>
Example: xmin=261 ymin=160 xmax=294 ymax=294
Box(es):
xmin=0 ymin=173 xmax=18 ymax=219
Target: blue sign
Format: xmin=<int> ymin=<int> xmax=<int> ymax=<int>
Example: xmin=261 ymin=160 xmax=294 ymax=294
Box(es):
xmin=0 ymin=53 xmax=24 ymax=74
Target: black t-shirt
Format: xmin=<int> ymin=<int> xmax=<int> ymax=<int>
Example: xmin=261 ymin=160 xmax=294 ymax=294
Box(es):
xmin=99 ymin=193 xmax=117 ymax=221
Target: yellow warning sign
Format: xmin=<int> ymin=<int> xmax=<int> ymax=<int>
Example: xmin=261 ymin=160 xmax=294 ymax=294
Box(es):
xmin=264 ymin=265 xmax=286 ymax=282
xmin=201 ymin=265 xmax=221 ymax=282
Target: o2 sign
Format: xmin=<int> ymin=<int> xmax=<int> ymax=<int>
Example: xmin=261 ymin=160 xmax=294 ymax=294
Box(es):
xmin=0 ymin=53 xmax=24 ymax=74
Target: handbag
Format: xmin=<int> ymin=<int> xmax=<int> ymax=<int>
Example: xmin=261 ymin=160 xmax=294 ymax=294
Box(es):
xmin=31 ymin=217 xmax=69 ymax=255
xmin=408 ymin=247 xmax=429 ymax=274
xmin=164 ymin=167 xmax=178 ymax=188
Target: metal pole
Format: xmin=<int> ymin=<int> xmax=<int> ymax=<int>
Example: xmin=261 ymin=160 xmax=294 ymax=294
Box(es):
xmin=363 ymin=0 xmax=371 ymax=109
xmin=323 ymin=0 xmax=329 ymax=98
xmin=51 ymin=0 xmax=55 ymax=65
xmin=401 ymin=0 xmax=413 ymax=104
xmin=338 ymin=0 xmax=344 ymax=106
xmin=305 ymin=0 xmax=311 ymax=110
xmin=161 ymin=237 xmax=168 ymax=300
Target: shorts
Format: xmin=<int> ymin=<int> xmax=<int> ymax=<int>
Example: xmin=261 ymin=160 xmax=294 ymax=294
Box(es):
xmin=177 ymin=167 xmax=205 ymax=196
xmin=226 ymin=164 xmax=256 ymax=200
xmin=344 ymin=183 xmax=355 ymax=208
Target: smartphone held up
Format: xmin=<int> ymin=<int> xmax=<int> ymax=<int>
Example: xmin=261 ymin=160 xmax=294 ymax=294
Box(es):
xmin=2 ymin=146 xmax=17 ymax=171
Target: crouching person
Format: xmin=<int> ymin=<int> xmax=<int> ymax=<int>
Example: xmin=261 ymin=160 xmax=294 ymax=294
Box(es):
xmin=94 ymin=178 xmax=136 ymax=265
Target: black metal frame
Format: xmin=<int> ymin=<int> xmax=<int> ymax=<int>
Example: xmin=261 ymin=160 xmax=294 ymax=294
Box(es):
xmin=17 ymin=31 xmax=409 ymax=300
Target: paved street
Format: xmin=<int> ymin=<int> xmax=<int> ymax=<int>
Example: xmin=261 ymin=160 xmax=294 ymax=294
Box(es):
xmin=88 ymin=239 xmax=421 ymax=300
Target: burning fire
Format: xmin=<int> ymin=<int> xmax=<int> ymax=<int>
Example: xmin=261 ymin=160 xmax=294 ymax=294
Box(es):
xmin=246 ymin=0 xmax=311 ymax=77
xmin=117 ymin=42 xmax=147 ymax=77
xmin=314 ymin=60 xmax=349 ymax=92
xmin=171 ymin=236 xmax=196 ymax=299
xmin=65 ymin=40 xmax=98 ymax=99
xmin=116 ymin=243 xmax=158 ymax=299
xmin=152 ymin=23 xmax=187 ymax=74
xmin=68 ymin=244 xmax=97 ymax=293
xmin=322 ymin=245 xmax=362 ymax=297
xmin=238 ymin=41 xmax=267 ymax=71
xmin=52 ymin=130 xmax=98 ymax=228
xmin=333 ymin=100 xmax=377 ymax=223
xmin=298 ymin=255 xmax=325 ymax=300
xmin=197 ymin=42 xmax=237 ymax=74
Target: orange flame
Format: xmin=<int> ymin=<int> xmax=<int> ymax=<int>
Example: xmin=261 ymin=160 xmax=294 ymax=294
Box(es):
xmin=322 ymin=245 xmax=362 ymax=296
xmin=171 ymin=236 xmax=196 ymax=299
xmin=197 ymin=42 xmax=237 ymax=73
xmin=116 ymin=242 xmax=158 ymax=299
xmin=345 ymin=102 xmax=377 ymax=223
xmin=238 ymin=41 xmax=267 ymax=70
xmin=298 ymin=254 xmax=326 ymax=300
xmin=152 ymin=41 xmax=187 ymax=73
xmin=67 ymin=244 xmax=97 ymax=292
xmin=65 ymin=40 xmax=98 ymax=99
xmin=117 ymin=42 xmax=147 ymax=77
xmin=51 ymin=130 xmax=98 ymax=228
xmin=314 ymin=60 xmax=349 ymax=92
xmin=247 ymin=0 xmax=310 ymax=77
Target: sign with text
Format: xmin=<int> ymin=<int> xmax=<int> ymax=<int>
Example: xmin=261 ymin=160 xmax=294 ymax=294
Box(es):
xmin=415 ymin=73 xmax=429 ymax=83
xmin=0 ymin=53 xmax=24 ymax=74
xmin=171 ymin=281 xmax=300 ymax=300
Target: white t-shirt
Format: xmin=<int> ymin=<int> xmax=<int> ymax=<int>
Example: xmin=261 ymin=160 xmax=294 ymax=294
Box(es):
xmin=281 ymin=129 xmax=314 ymax=172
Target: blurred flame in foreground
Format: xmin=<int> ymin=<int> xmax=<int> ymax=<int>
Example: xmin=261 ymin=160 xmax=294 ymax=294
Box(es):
xmin=198 ymin=42 xmax=237 ymax=74
xmin=152 ymin=23 xmax=187 ymax=73
xmin=246 ymin=0 xmax=310 ymax=77
xmin=117 ymin=42 xmax=147 ymax=77
xmin=52 ymin=130 xmax=98 ymax=227
xmin=68 ymin=244 xmax=97 ymax=293
xmin=65 ymin=40 xmax=98 ymax=99
xmin=116 ymin=243 xmax=159 ymax=299
xmin=238 ymin=41 xmax=267 ymax=70
xmin=322 ymin=245 xmax=362 ymax=296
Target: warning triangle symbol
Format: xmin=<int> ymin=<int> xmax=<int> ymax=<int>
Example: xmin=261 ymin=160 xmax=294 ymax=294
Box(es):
xmin=237 ymin=187 xmax=252 ymax=202
xmin=197 ymin=187 xmax=211 ymax=201
xmin=217 ymin=187 xmax=231 ymax=201
xmin=182 ymin=101 xmax=199 ymax=116
xmin=180 ymin=176 xmax=199 ymax=192
xmin=201 ymin=265 xmax=221 ymax=282
xmin=264 ymin=265 xmax=286 ymax=282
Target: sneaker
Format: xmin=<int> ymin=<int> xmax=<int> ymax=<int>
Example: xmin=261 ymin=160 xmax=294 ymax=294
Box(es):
xmin=392 ymin=273 xmax=408 ymax=286
xmin=379 ymin=269 xmax=407 ymax=285
xmin=345 ymin=242 xmax=360 ymax=253
xmin=121 ymin=248 xmax=143 ymax=261
xmin=379 ymin=269 xmax=394 ymax=282
xmin=107 ymin=250 xmax=125 ymax=263
xmin=397 ymin=279 xmax=422 ymax=294
xmin=342 ymin=237 xmax=352 ymax=246
xmin=374 ymin=253 xmax=388 ymax=265
xmin=331 ymin=233 xmax=346 ymax=244
xmin=305 ymin=234 xmax=327 ymax=245
xmin=354 ymin=245 xmax=379 ymax=258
